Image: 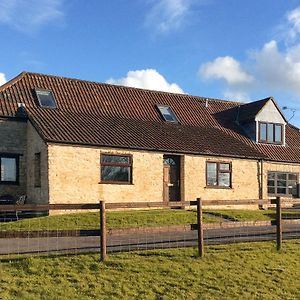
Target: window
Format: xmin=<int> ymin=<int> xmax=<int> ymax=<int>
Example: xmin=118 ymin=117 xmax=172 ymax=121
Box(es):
xmin=258 ymin=122 xmax=283 ymax=144
xmin=34 ymin=153 xmax=41 ymax=187
xmin=35 ymin=89 xmax=57 ymax=108
xmin=101 ymin=154 xmax=132 ymax=183
xmin=206 ymin=161 xmax=231 ymax=187
xmin=156 ymin=105 xmax=178 ymax=123
xmin=268 ymin=172 xmax=298 ymax=197
xmin=0 ymin=154 xmax=19 ymax=184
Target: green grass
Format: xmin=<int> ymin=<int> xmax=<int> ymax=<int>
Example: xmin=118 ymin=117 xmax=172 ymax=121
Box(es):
xmin=1 ymin=241 xmax=300 ymax=299
xmin=205 ymin=209 xmax=276 ymax=222
xmin=1 ymin=208 xmax=299 ymax=232
xmin=0 ymin=209 xmax=215 ymax=232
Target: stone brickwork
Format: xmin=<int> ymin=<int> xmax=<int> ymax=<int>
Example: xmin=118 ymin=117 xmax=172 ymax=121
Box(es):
xmin=0 ymin=118 xmax=27 ymax=199
xmin=47 ymin=145 xmax=163 ymax=204
xmin=183 ymin=155 xmax=260 ymax=202
xmin=2 ymin=119 xmax=300 ymax=207
xmin=26 ymin=123 xmax=49 ymax=204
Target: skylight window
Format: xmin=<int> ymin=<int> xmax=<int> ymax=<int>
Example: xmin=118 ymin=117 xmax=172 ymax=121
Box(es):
xmin=35 ymin=89 xmax=57 ymax=108
xmin=156 ymin=105 xmax=178 ymax=123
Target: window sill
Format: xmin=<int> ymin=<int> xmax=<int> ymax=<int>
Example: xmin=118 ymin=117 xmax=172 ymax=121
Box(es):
xmin=98 ymin=182 xmax=133 ymax=185
xmin=205 ymin=186 xmax=232 ymax=189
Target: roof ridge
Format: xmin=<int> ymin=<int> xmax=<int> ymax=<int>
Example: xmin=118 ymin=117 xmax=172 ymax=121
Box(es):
xmin=22 ymin=71 xmax=241 ymax=105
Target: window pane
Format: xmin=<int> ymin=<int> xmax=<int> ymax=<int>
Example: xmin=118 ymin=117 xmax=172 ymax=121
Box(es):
xmin=268 ymin=173 xmax=275 ymax=180
xmin=157 ymin=105 xmax=178 ymax=122
xmin=1 ymin=158 xmax=16 ymax=181
xmin=268 ymin=180 xmax=275 ymax=187
xmin=259 ymin=123 xmax=267 ymax=141
xmin=274 ymin=125 xmax=282 ymax=143
xmin=101 ymin=166 xmax=130 ymax=182
xmin=277 ymin=187 xmax=287 ymax=194
xmin=101 ymin=155 xmax=130 ymax=164
xmin=288 ymin=174 xmax=297 ymax=181
xmin=36 ymin=90 xmax=56 ymax=108
xmin=268 ymin=187 xmax=275 ymax=194
xmin=277 ymin=173 xmax=287 ymax=180
xmin=207 ymin=163 xmax=217 ymax=186
xmin=219 ymin=163 xmax=230 ymax=171
xmin=267 ymin=123 xmax=274 ymax=142
xmin=277 ymin=180 xmax=287 ymax=187
xmin=219 ymin=173 xmax=230 ymax=187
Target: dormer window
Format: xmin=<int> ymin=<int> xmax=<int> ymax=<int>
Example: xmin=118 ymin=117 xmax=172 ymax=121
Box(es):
xmin=258 ymin=122 xmax=283 ymax=144
xmin=35 ymin=89 xmax=57 ymax=108
xmin=156 ymin=105 xmax=178 ymax=123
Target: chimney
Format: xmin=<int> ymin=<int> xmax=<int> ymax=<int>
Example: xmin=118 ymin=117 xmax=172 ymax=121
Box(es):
xmin=15 ymin=103 xmax=27 ymax=118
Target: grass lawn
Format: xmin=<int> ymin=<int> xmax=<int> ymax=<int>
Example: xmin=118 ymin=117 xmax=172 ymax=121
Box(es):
xmin=0 ymin=240 xmax=300 ymax=299
xmin=0 ymin=208 xmax=299 ymax=232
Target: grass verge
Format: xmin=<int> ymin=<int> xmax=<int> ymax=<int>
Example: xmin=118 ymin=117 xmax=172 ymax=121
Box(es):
xmin=1 ymin=240 xmax=300 ymax=299
xmin=0 ymin=208 xmax=299 ymax=231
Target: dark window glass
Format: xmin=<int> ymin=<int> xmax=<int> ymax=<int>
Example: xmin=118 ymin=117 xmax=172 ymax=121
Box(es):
xmin=35 ymin=89 xmax=57 ymax=108
xmin=101 ymin=154 xmax=132 ymax=183
xmin=259 ymin=123 xmax=267 ymax=141
xmin=101 ymin=155 xmax=130 ymax=164
xmin=206 ymin=162 xmax=231 ymax=188
xmin=101 ymin=166 xmax=130 ymax=182
xmin=0 ymin=155 xmax=19 ymax=184
xmin=258 ymin=122 xmax=283 ymax=144
xmin=268 ymin=187 xmax=275 ymax=194
xmin=156 ymin=105 xmax=178 ymax=123
xmin=267 ymin=172 xmax=298 ymax=197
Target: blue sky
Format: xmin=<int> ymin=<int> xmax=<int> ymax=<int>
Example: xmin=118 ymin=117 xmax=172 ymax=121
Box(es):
xmin=1 ymin=0 xmax=300 ymax=125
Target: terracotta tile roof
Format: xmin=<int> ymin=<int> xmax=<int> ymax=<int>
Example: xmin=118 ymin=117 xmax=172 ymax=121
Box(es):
xmin=1 ymin=71 xmax=300 ymax=162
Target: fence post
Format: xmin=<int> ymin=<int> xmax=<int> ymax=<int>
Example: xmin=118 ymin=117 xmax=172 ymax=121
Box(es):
xmin=196 ymin=197 xmax=204 ymax=257
xmin=100 ymin=200 xmax=107 ymax=261
xmin=276 ymin=196 xmax=282 ymax=251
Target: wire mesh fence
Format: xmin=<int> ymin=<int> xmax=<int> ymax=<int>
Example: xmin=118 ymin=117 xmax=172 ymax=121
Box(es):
xmin=0 ymin=198 xmax=300 ymax=261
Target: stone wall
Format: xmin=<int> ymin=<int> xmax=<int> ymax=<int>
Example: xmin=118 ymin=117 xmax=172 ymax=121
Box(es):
xmin=43 ymin=142 xmax=300 ymax=206
xmin=183 ymin=155 xmax=260 ymax=202
xmin=0 ymin=118 xmax=27 ymax=199
xmin=26 ymin=123 xmax=49 ymax=204
xmin=47 ymin=144 xmax=163 ymax=204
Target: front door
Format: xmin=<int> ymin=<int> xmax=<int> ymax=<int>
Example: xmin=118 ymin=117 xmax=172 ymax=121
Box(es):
xmin=163 ymin=155 xmax=180 ymax=202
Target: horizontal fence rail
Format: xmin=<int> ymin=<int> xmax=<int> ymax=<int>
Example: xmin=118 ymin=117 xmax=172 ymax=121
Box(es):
xmin=0 ymin=198 xmax=300 ymax=260
xmin=1 ymin=198 xmax=299 ymax=212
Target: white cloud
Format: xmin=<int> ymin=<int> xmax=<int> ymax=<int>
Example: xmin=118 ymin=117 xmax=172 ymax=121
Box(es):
xmin=145 ymin=0 xmax=193 ymax=33
xmin=286 ymin=7 xmax=300 ymax=43
xmin=252 ymin=40 xmax=300 ymax=94
xmin=0 ymin=73 xmax=7 ymax=86
xmin=198 ymin=6 xmax=300 ymax=101
xmin=106 ymin=69 xmax=184 ymax=94
xmin=0 ymin=0 xmax=64 ymax=33
xmin=199 ymin=56 xmax=253 ymax=85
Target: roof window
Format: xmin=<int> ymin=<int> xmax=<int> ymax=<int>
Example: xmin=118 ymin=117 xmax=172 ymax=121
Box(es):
xmin=156 ymin=105 xmax=178 ymax=123
xmin=35 ymin=89 xmax=57 ymax=108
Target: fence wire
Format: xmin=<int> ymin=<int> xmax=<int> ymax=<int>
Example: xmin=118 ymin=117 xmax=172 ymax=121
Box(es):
xmin=0 ymin=199 xmax=300 ymax=260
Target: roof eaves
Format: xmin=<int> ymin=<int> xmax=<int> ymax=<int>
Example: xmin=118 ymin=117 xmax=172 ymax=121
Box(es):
xmin=44 ymin=137 xmax=266 ymax=161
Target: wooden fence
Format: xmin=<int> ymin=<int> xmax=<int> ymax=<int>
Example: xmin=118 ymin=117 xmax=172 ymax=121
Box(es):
xmin=0 ymin=197 xmax=299 ymax=261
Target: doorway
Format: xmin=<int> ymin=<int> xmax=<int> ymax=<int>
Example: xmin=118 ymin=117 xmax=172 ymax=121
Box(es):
xmin=163 ymin=155 xmax=181 ymax=202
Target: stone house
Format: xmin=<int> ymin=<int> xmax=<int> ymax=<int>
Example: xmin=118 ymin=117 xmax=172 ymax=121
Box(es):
xmin=1 ymin=71 xmax=300 ymax=206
